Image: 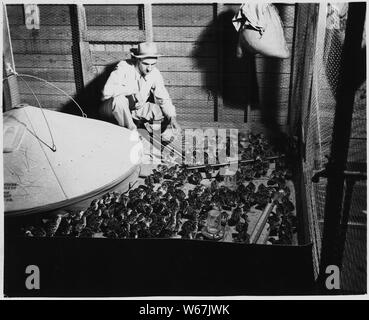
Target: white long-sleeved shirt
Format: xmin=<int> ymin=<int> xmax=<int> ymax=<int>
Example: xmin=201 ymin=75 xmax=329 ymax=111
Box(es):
xmin=102 ymin=60 xmax=176 ymax=118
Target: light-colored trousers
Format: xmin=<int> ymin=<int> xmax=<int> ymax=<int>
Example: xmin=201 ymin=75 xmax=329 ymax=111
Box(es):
xmin=100 ymin=95 xmax=164 ymax=130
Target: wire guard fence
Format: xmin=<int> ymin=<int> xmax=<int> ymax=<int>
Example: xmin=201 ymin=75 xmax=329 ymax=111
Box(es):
xmin=300 ymin=3 xmax=366 ymax=293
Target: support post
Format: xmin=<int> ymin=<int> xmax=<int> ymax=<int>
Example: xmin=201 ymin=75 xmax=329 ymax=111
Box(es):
xmin=3 ymin=4 xmax=20 ymax=111
xmin=215 ymin=3 xmax=224 ymax=123
xmin=144 ymin=3 xmax=153 ymax=42
xmin=288 ymin=4 xmax=318 ymax=137
xmin=75 ymin=4 xmax=96 ymax=87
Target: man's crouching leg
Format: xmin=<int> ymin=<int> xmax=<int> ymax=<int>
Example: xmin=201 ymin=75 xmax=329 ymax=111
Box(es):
xmin=111 ymin=95 xmax=137 ymax=130
xmin=134 ymin=102 xmax=164 ymax=132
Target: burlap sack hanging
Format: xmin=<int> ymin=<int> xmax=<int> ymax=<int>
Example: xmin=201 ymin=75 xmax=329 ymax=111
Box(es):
xmin=233 ymin=3 xmax=290 ymax=59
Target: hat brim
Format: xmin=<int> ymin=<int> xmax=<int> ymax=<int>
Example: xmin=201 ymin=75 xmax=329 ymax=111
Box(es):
xmin=131 ymin=53 xmax=163 ymax=58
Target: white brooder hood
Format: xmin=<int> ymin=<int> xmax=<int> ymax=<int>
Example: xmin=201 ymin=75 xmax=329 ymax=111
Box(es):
xmin=3 ymin=105 xmax=142 ymax=216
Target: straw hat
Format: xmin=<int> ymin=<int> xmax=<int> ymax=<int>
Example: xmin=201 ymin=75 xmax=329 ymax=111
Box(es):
xmin=131 ymin=42 xmax=163 ymax=59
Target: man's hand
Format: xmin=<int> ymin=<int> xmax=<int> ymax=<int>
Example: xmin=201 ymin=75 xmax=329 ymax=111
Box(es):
xmin=170 ymin=117 xmax=182 ymax=135
xmin=133 ymin=92 xmax=145 ymax=110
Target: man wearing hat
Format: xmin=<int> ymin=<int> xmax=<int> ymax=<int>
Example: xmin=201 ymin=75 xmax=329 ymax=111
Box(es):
xmin=101 ymin=41 xmax=181 ymax=137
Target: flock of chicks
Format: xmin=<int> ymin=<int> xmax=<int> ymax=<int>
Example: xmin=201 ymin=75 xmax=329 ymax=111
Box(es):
xmin=20 ymin=132 xmax=297 ymax=245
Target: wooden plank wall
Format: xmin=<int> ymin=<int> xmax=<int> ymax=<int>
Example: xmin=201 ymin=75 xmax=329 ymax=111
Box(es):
xmin=7 ymin=4 xmax=76 ymax=111
xmin=6 ymin=3 xmax=296 ymax=129
xmin=87 ymin=4 xmax=219 ymax=126
xmin=88 ymin=3 xmax=296 ymax=127
xmin=152 ymin=4 xmax=216 ymax=126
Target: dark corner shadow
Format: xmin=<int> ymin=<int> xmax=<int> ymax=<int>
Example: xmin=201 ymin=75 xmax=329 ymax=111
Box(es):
xmin=192 ymin=9 xmax=259 ymax=114
xmin=60 ymin=63 xmax=118 ymax=124
xmin=257 ymin=3 xmax=292 ymax=151
xmin=258 ymin=55 xmax=286 ymax=147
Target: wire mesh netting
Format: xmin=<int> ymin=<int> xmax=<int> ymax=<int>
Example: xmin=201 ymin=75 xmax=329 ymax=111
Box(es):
xmin=5 ymin=4 xmax=76 ymax=111
xmin=85 ymin=4 xmax=142 ymax=28
xmin=301 ymin=3 xmax=366 ymax=292
xmin=341 ymin=180 xmax=367 ymax=293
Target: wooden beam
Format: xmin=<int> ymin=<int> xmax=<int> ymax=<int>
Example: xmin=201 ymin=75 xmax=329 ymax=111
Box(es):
xmin=82 ymin=25 xmax=217 ymax=42
xmin=14 ymin=54 xmax=74 ymax=69
xmin=16 ymin=67 xmax=75 ymax=82
xmin=71 ymin=4 xmax=217 ymax=27
xmin=91 ymin=50 xmax=292 ymax=73
xmin=288 ymin=4 xmax=318 ymax=137
xmin=85 ymin=27 xmax=145 ymax=42
xmin=166 ymin=86 xmax=215 ymax=101
xmin=12 ymin=39 xmax=73 ymax=55
xmin=75 ymin=4 xmax=97 ymax=87
xmin=215 ymin=3 xmax=224 ymax=123
xmin=155 ymin=42 xmax=217 ymax=57
xmin=10 ymin=25 xmax=73 ymax=40
xmin=18 ymin=81 xmax=76 ymax=95
xmin=3 ymin=4 xmax=20 ymax=111
xmin=152 ymin=4 xmax=214 ymax=27
xmin=84 ymin=4 xmax=141 ymax=26
xmin=7 ymin=4 xmax=71 ymax=26
xmin=175 ymin=105 xmax=215 ymax=116
xmin=154 ymin=26 xmax=216 ymax=42
xmin=143 ymin=3 xmax=153 ymax=42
